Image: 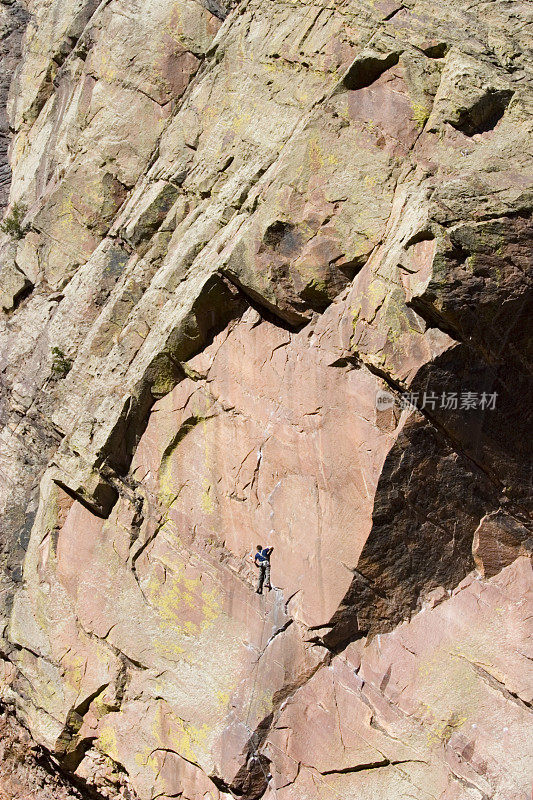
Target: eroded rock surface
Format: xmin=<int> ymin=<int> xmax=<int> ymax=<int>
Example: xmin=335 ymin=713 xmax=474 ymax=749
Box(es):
xmin=0 ymin=0 xmax=531 ymax=798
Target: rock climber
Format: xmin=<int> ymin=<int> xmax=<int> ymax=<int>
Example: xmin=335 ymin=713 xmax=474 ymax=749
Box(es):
xmin=253 ymin=544 xmax=273 ymax=594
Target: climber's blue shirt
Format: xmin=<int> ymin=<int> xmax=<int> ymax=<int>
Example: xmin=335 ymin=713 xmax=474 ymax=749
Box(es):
xmin=254 ymin=548 xmax=271 ymax=566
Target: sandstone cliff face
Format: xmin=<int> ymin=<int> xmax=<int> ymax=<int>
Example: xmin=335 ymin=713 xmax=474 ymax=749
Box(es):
xmin=0 ymin=1 xmax=531 ymax=798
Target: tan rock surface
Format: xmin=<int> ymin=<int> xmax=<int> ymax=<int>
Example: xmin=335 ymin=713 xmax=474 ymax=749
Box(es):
xmin=0 ymin=0 xmax=531 ymax=798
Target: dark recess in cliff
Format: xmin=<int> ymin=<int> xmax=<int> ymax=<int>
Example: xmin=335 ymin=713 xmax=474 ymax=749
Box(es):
xmin=0 ymin=1 xmax=28 ymax=210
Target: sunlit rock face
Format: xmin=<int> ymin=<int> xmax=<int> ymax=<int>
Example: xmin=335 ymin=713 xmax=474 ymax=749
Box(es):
xmin=0 ymin=1 xmax=531 ymax=798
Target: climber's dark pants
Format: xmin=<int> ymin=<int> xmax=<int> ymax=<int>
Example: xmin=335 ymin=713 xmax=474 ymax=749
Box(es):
xmin=256 ymin=563 xmax=271 ymax=593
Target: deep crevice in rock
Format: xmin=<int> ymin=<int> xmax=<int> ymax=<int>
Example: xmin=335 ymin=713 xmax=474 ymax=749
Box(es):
xmin=421 ymin=42 xmax=449 ymax=58
xmin=451 ymin=89 xmax=513 ymax=136
xmin=220 ymin=269 xmax=309 ymax=331
xmin=318 ymin=758 xmax=426 ymax=775
xmin=343 ymin=51 xmax=401 ymax=91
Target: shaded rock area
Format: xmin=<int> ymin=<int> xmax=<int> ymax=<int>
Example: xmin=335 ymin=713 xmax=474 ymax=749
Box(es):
xmin=0 ymin=0 xmax=531 ymax=799
xmin=0 ymin=0 xmax=28 ymax=211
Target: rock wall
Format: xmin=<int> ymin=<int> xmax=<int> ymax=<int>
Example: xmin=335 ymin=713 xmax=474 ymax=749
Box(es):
xmin=0 ymin=1 xmax=531 ymax=798
xmin=0 ymin=0 xmax=28 ymax=212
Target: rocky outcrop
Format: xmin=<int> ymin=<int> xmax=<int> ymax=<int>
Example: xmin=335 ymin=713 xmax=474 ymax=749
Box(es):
xmin=0 ymin=1 xmax=531 ymax=798
xmin=0 ymin=0 xmax=28 ymax=211
xmin=0 ymin=706 xmax=83 ymax=800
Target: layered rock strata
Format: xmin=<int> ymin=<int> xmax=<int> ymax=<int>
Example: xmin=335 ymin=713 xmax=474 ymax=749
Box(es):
xmin=0 ymin=1 xmax=531 ymax=798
